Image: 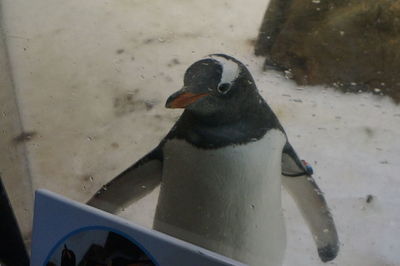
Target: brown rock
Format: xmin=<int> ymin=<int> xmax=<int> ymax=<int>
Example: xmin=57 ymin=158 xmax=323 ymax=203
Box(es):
xmin=256 ymin=0 xmax=400 ymax=102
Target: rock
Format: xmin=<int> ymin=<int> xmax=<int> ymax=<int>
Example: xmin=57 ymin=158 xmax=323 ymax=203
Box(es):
xmin=255 ymin=0 xmax=400 ymax=102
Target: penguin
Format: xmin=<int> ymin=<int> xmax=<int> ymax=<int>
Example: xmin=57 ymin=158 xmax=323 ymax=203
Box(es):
xmin=61 ymin=245 xmax=76 ymax=266
xmin=87 ymin=54 xmax=339 ymax=265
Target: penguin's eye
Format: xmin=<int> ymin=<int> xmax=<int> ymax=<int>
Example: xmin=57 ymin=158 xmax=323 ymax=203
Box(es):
xmin=217 ymin=83 xmax=231 ymax=94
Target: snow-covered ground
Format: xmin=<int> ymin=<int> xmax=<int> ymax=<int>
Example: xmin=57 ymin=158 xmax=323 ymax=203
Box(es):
xmin=1 ymin=0 xmax=399 ymax=265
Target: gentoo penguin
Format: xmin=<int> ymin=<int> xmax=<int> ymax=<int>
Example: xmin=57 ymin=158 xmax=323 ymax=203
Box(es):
xmin=87 ymin=54 xmax=339 ymax=265
xmin=61 ymin=245 xmax=76 ymax=266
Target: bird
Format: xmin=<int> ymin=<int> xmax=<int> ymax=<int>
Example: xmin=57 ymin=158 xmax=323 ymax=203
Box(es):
xmin=61 ymin=245 xmax=76 ymax=266
xmin=87 ymin=54 xmax=339 ymax=265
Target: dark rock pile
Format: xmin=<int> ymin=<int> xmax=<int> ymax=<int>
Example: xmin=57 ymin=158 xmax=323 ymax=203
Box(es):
xmin=255 ymin=0 xmax=400 ymax=102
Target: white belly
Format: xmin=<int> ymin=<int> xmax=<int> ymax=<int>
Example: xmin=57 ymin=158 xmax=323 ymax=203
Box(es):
xmin=154 ymin=129 xmax=287 ymax=266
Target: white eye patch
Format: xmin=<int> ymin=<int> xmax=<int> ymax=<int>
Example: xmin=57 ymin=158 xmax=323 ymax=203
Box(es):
xmin=207 ymin=55 xmax=240 ymax=86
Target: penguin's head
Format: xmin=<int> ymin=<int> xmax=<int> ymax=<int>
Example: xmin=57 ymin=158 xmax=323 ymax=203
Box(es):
xmin=166 ymin=54 xmax=261 ymax=124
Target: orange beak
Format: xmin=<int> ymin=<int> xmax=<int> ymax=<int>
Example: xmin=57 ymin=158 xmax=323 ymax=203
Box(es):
xmin=166 ymin=91 xmax=209 ymax=109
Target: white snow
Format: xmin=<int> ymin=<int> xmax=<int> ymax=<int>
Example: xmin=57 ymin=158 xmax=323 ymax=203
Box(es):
xmin=1 ymin=0 xmax=399 ymax=265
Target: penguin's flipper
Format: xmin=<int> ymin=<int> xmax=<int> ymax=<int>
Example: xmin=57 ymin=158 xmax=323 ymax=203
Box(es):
xmin=281 ymin=142 xmax=339 ymax=262
xmin=87 ymin=147 xmax=163 ymax=214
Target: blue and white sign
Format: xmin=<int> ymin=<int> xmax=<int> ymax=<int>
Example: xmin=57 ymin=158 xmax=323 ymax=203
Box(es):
xmin=31 ymin=190 xmax=245 ymax=266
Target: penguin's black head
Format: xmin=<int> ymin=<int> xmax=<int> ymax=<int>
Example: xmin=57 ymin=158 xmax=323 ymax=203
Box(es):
xmin=166 ymin=54 xmax=261 ymax=124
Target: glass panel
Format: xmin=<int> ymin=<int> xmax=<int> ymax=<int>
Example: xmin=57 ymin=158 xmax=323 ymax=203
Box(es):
xmin=0 ymin=17 xmax=33 ymax=245
xmin=1 ymin=0 xmax=399 ymax=265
